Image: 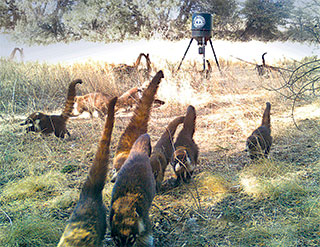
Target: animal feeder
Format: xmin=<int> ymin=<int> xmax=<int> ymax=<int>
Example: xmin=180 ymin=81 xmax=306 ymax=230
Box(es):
xmin=177 ymin=13 xmax=221 ymax=72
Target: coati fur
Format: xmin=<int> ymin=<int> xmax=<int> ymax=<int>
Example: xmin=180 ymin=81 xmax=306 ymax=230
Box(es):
xmin=246 ymin=102 xmax=272 ymax=160
xmin=171 ymin=105 xmax=199 ymax=183
xmin=110 ymin=133 xmax=156 ymax=247
xmin=116 ymin=86 xmax=142 ymax=112
xmin=112 ymin=53 xmax=150 ymax=76
xmin=117 ymin=87 xmax=165 ymax=112
xmin=150 ymin=116 xmax=185 ymax=191
xmin=58 ymin=97 xmax=117 ymax=247
xmin=72 ymin=92 xmax=110 ymax=119
xmin=72 ymin=86 xmax=164 ymax=118
xmin=111 ymin=70 xmax=164 ymax=181
xmin=21 ymin=79 xmax=82 ymax=138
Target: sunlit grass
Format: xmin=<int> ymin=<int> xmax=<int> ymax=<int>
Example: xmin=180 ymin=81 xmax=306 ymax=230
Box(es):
xmin=0 ymin=57 xmax=319 ymax=246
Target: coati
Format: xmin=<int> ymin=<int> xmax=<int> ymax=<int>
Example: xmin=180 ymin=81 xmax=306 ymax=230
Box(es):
xmin=21 ymin=79 xmax=82 ymax=138
xmin=246 ymin=102 xmax=272 ymax=160
xmin=72 ymin=85 xmax=164 ymax=118
xmin=110 ymin=133 xmax=156 ymax=247
xmin=57 ymin=97 xmax=117 ymax=247
xmin=111 ymin=70 xmax=164 ymax=182
xmin=117 ymin=87 xmax=165 ymax=112
xmin=72 ymin=92 xmax=110 ymax=119
xmin=112 ymin=53 xmax=150 ymax=76
xmin=150 ymin=116 xmax=185 ymax=191
xmin=116 ymin=87 xmax=142 ymax=112
xmin=171 ymin=105 xmax=199 ymax=183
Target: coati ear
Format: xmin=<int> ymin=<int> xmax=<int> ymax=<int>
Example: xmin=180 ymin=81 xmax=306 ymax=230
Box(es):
xmin=137 ymin=218 xmax=145 ymax=234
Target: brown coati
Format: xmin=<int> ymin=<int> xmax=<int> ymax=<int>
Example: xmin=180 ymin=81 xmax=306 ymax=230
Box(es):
xmin=116 ymin=86 xmax=142 ymax=112
xmin=112 ymin=53 xmax=148 ymax=75
xmin=21 ymin=79 xmax=82 ymax=138
xmin=246 ymin=102 xmax=272 ymax=160
xmin=72 ymin=92 xmax=110 ymax=119
xmin=110 ymin=133 xmax=156 ymax=247
xmin=138 ymin=53 xmax=152 ymax=79
xmin=150 ymin=116 xmax=185 ymax=191
xmin=117 ymin=86 xmax=165 ymax=112
xmin=111 ymin=70 xmax=164 ymax=182
xmin=58 ymin=97 xmax=117 ymax=247
xmin=171 ymin=105 xmax=199 ymax=183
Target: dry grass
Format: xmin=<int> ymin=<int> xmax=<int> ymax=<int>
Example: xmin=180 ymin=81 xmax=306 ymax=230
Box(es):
xmin=0 ymin=57 xmax=320 ymax=246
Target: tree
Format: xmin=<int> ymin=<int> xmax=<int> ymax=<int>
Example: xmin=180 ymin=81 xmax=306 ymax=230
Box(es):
xmin=241 ymin=0 xmax=294 ymax=41
xmin=0 ymin=0 xmax=192 ymax=44
xmin=285 ymin=0 xmax=320 ymax=43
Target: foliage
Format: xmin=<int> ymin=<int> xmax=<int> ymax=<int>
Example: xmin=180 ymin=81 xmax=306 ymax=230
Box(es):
xmin=241 ymin=0 xmax=294 ymax=41
xmin=0 ymin=0 xmax=191 ymax=44
xmin=285 ymin=0 xmax=320 ymax=43
xmin=0 ymin=0 xmax=311 ymax=44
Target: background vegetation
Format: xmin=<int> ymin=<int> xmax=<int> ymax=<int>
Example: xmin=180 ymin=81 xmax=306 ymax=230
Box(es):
xmin=0 ymin=55 xmax=319 ymax=246
xmin=1 ymin=0 xmax=320 ymax=44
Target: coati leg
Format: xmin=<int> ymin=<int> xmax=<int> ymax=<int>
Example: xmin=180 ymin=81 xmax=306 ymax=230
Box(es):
xmin=58 ymin=97 xmax=117 ymax=247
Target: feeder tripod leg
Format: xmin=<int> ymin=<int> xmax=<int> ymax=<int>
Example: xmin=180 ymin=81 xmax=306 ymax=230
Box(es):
xmin=209 ymin=39 xmax=221 ymax=72
xmin=202 ymin=37 xmax=206 ymax=71
xmin=177 ymin=38 xmax=194 ymax=71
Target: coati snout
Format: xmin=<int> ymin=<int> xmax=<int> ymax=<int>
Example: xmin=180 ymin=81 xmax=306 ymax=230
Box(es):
xmin=171 ymin=105 xmax=199 ymax=183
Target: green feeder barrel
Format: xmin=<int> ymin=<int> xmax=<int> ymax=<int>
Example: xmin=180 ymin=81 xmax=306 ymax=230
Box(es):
xmin=192 ymin=13 xmax=213 ymax=42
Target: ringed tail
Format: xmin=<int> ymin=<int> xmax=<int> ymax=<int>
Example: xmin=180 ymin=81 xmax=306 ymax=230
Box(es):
xmin=115 ymin=70 xmax=164 ymax=158
xmin=82 ymin=97 xmax=117 ymax=195
xmin=182 ymin=105 xmax=196 ymax=138
xmin=155 ymin=116 xmax=185 ymax=149
xmin=261 ymin=102 xmax=271 ymax=128
xmin=61 ymin=79 xmax=83 ymax=120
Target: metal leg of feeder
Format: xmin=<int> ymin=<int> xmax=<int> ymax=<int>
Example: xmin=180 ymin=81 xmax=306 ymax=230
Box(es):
xmin=177 ymin=38 xmax=194 ymax=71
xmin=209 ymin=39 xmax=221 ymax=72
xmin=202 ymin=37 xmax=206 ymax=71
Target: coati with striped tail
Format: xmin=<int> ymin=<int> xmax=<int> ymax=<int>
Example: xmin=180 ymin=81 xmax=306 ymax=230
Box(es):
xmin=112 ymin=53 xmax=150 ymax=76
xmin=111 ymin=70 xmax=164 ymax=182
xmin=21 ymin=79 xmax=82 ymax=138
xmin=246 ymin=102 xmax=272 ymax=160
xmin=58 ymin=97 xmax=117 ymax=247
xmin=115 ymin=86 xmax=142 ymax=112
xmin=171 ymin=105 xmax=199 ymax=183
xmin=150 ymin=116 xmax=185 ymax=191
xmin=72 ymin=92 xmax=110 ymax=119
xmin=110 ymin=133 xmax=156 ymax=247
xmin=72 ymin=85 xmax=164 ymax=119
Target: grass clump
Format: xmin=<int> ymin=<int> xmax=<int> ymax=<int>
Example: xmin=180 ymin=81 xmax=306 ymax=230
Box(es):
xmin=1 ymin=172 xmax=67 ymax=202
xmin=0 ymin=215 xmax=64 ymax=247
